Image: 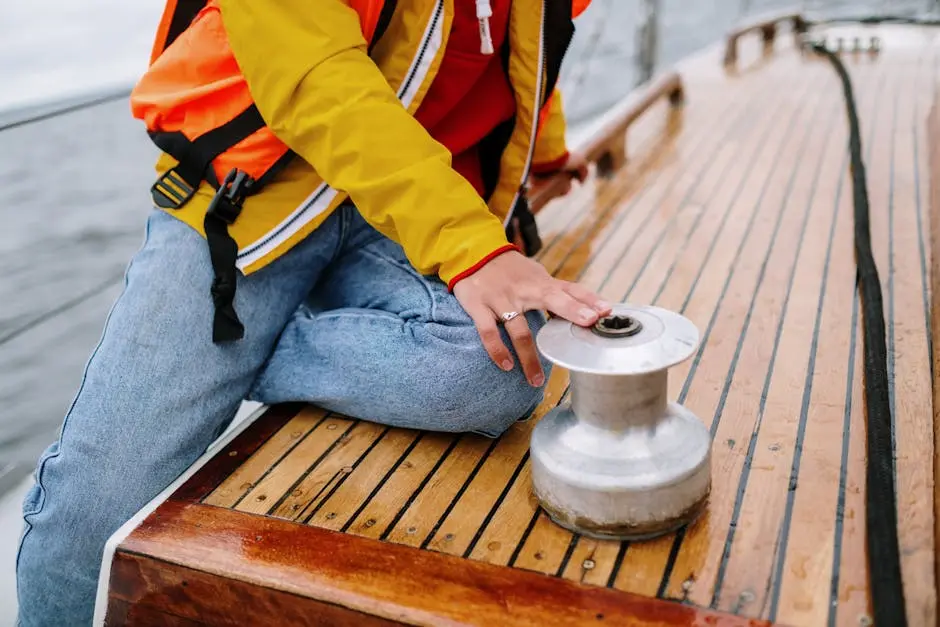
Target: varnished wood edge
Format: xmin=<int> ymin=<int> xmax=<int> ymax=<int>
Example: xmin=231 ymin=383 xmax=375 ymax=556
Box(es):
xmin=724 ymin=11 xmax=808 ymax=66
xmin=528 ymin=70 xmax=684 ymax=212
xmin=109 ymin=552 xmax=400 ymax=627
xmin=110 ymin=499 xmax=774 ymax=627
xmin=173 ymin=402 xmax=306 ymax=503
xmin=928 ymin=85 xmax=940 ymax=611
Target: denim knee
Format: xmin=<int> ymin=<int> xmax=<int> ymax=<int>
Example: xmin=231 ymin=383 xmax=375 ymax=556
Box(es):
xmin=415 ymin=345 xmax=553 ymax=438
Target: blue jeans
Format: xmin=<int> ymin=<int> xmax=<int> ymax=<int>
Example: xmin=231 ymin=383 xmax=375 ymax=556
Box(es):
xmin=15 ymin=205 xmax=548 ymax=626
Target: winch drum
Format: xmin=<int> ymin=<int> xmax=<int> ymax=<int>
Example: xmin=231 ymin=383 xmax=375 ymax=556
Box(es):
xmin=530 ymin=303 xmax=712 ymax=540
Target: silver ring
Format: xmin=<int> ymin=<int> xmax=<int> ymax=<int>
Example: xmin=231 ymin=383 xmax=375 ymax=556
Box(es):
xmin=501 ymin=311 xmax=520 ymax=323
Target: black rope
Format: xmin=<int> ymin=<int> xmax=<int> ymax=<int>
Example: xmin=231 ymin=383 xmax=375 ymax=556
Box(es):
xmin=811 ymin=42 xmax=907 ymax=626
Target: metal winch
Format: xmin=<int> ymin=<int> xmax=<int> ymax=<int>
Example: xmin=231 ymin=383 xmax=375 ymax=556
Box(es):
xmin=530 ymin=303 xmax=712 ymax=540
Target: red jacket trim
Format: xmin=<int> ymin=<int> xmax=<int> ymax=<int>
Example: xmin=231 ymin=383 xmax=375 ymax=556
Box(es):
xmin=447 ymin=243 xmax=520 ymax=291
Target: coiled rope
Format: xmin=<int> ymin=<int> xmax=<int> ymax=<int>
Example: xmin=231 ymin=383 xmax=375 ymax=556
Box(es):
xmin=811 ymin=41 xmax=907 ymax=627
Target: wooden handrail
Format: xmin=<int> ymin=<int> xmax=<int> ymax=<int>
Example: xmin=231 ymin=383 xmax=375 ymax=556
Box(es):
xmin=528 ymin=70 xmax=684 ymax=212
xmin=723 ymin=11 xmax=808 ymax=66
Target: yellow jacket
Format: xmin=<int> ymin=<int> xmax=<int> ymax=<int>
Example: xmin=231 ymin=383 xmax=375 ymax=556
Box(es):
xmin=133 ymin=0 xmax=577 ymax=287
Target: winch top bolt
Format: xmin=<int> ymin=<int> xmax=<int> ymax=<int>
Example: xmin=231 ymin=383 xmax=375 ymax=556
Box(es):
xmin=592 ymin=315 xmax=643 ymax=338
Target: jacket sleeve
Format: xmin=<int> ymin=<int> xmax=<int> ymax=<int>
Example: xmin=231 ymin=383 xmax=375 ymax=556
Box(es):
xmin=530 ymin=88 xmax=571 ymax=175
xmin=217 ymin=0 xmax=512 ymax=286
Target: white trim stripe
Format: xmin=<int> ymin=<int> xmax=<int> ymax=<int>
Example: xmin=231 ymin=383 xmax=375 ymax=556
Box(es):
xmin=400 ymin=0 xmax=445 ymax=110
xmin=92 ymin=404 xmax=272 ymax=626
xmin=235 ymin=185 xmax=338 ymax=270
xmin=235 ymin=0 xmax=446 ymax=271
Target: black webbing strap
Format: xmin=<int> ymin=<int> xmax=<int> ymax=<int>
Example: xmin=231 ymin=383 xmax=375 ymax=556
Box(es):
xmin=505 ymin=196 xmax=543 ymax=257
xmin=163 ymin=0 xmax=206 ymax=53
xmin=204 ymin=169 xmax=254 ymax=343
xmin=369 ymin=0 xmax=398 ymax=53
xmin=812 ymin=43 xmax=907 ymax=626
xmin=150 ymin=104 xmax=270 ymax=209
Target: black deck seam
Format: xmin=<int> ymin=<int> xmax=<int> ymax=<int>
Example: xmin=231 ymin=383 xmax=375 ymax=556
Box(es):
xmin=653 ymin=67 xmax=830 ymax=598
xmin=827 ymin=293 xmax=861 ymax=627
xmin=709 ymin=87 xmax=844 ymax=610
xmin=264 ymin=420 xmax=359 ymax=516
xmin=554 ymin=532 xmax=582 ymax=577
xmin=462 ymin=452 xmax=532 ymax=559
xmin=418 ymin=435 xmax=504 ymax=550
xmin=299 ymin=427 xmax=393 ymax=524
xmin=911 ymin=59 xmax=932 ymax=381
xmin=378 ymin=434 xmax=462 ymax=541
xmin=338 ymin=433 xmax=426 ymax=533
xmin=886 ymin=80 xmax=900 ymax=485
xmin=507 ymin=508 xmax=543 ymax=567
xmin=228 ymin=411 xmax=332 ymax=510
xmin=608 ymin=542 xmax=630 ymax=588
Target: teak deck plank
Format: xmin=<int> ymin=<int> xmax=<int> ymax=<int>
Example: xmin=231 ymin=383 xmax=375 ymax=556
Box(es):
xmin=887 ymin=47 xmax=937 ymax=627
xmin=108 ymin=25 xmax=939 ymax=626
xmin=337 ymin=431 xmax=457 ymax=539
xmin=203 ymin=407 xmax=327 ymax=509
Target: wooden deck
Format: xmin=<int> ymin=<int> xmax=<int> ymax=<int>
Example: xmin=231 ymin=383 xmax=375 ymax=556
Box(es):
xmin=102 ymin=23 xmax=939 ymax=627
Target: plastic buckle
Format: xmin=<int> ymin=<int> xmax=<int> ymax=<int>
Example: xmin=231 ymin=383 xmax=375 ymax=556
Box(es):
xmin=151 ymin=167 xmax=197 ymax=209
xmin=207 ymin=169 xmax=255 ymax=225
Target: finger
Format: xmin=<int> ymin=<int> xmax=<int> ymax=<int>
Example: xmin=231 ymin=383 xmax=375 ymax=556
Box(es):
xmin=574 ymin=162 xmax=589 ymax=182
xmin=541 ymin=284 xmax=603 ymax=327
xmin=503 ymin=313 xmax=545 ymax=387
xmin=562 ymin=281 xmax=612 ymax=314
xmin=465 ymin=302 xmax=515 ymax=371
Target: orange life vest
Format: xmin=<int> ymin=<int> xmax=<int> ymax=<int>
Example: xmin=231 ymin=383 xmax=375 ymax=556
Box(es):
xmin=136 ymin=0 xmax=396 ymax=211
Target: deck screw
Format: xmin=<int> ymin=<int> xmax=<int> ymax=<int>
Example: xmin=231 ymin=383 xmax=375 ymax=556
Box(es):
xmin=487 ymin=541 xmax=501 ymax=551
xmin=534 ymin=551 xmax=544 ymax=560
xmin=326 ymin=512 xmax=337 ymax=520
xmin=292 ymin=489 xmax=302 ymax=497
xmin=228 ymin=451 xmax=238 ymax=457
xmin=407 ymin=527 xmax=417 ymax=535
xmin=342 ymin=466 xmax=353 ymax=473
xmin=256 ymin=494 xmax=267 ymax=502
xmin=444 ymin=533 xmax=455 ymax=541
xmin=364 ymin=518 xmax=377 ymax=527
xmin=582 ymin=559 xmax=596 ymax=570
xmin=859 ymin=616 xmax=873 ymax=627
xmin=327 ymin=423 xmax=337 ymax=430
xmin=290 ymin=431 xmax=302 ymax=438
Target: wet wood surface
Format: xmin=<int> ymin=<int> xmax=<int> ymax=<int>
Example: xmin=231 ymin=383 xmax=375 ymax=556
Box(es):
xmin=111 ymin=499 xmax=771 ymax=627
xmin=109 ymin=25 xmax=939 ymax=626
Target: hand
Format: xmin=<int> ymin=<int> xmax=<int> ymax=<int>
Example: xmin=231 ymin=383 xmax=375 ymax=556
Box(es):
xmin=453 ymin=250 xmax=611 ymax=387
xmin=528 ymin=151 xmax=589 ymax=201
